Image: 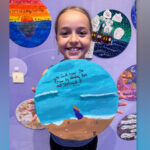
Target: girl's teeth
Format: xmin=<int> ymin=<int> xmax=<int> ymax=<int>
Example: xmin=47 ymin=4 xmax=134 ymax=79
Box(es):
xmin=72 ymin=48 xmax=78 ymax=51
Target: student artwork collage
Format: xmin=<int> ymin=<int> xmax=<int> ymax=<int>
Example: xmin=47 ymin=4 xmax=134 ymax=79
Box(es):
xmin=9 ymin=0 xmax=136 ymax=150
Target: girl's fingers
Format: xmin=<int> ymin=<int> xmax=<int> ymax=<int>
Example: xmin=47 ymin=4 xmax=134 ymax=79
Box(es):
xmin=118 ymin=90 xmax=125 ymax=99
xmin=117 ymin=110 xmax=123 ymax=114
xmin=32 ymin=114 xmax=37 ymax=121
xmin=27 ymin=99 xmax=34 ymax=104
xmin=119 ymin=102 xmax=127 ymax=106
xmin=32 ymin=87 xmax=36 ymax=93
xmin=27 ymin=107 xmax=33 ymax=111
xmin=27 ymin=106 xmax=35 ymax=111
xmin=119 ymin=94 xmax=125 ymax=100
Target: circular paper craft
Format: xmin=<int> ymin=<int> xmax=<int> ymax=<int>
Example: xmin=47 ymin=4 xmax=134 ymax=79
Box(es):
xmin=9 ymin=0 xmax=52 ymax=47
xmin=9 ymin=57 xmax=27 ymax=77
xmin=16 ymin=99 xmax=44 ymax=129
xmin=35 ymin=59 xmax=119 ymax=140
xmin=91 ymin=9 xmax=131 ymax=58
xmin=117 ymin=65 xmax=136 ymax=101
xmin=131 ymin=1 xmax=136 ymax=28
xmin=117 ymin=113 xmax=136 ymax=140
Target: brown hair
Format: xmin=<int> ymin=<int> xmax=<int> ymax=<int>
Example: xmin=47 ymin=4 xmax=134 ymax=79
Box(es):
xmin=55 ymin=6 xmax=92 ymax=35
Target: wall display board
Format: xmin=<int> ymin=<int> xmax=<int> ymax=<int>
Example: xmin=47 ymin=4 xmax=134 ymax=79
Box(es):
xmin=91 ymin=9 xmax=131 ymax=58
xmin=117 ymin=65 xmax=136 ymax=101
xmin=117 ymin=113 xmax=136 ymax=140
xmin=9 ymin=0 xmax=52 ymax=47
xmin=10 ymin=0 xmax=136 ymax=150
xmin=34 ymin=59 xmax=119 ymax=140
xmin=16 ymin=99 xmax=44 ymax=129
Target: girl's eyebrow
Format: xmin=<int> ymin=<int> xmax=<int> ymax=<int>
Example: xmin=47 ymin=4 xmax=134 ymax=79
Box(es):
xmin=77 ymin=27 xmax=89 ymax=30
xmin=60 ymin=27 xmax=70 ymax=30
xmin=60 ymin=26 xmax=88 ymax=30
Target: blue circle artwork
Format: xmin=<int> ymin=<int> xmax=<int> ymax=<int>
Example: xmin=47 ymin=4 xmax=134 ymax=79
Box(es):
xmin=92 ymin=9 xmax=131 ymax=58
xmin=9 ymin=21 xmax=51 ymax=47
xmin=9 ymin=0 xmax=52 ymax=47
xmin=35 ymin=59 xmax=118 ymax=125
xmin=131 ymin=0 xmax=136 ymax=28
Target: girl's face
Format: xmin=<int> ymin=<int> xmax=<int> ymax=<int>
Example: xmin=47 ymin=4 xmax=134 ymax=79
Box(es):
xmin=56 ymin=10 xmax=91 ymax=60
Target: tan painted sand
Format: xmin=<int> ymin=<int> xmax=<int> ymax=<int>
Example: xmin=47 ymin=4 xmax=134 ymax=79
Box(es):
xmin=44 ymin=117 xmax=114 ymax=141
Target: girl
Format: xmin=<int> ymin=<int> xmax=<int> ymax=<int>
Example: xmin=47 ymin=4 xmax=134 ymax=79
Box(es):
xmin=28 ymin=6 xmax=126 ymax=150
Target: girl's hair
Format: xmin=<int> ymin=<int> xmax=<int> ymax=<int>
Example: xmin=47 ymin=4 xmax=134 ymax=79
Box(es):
xmin=55 ymin=6 xmax=92 ymax=35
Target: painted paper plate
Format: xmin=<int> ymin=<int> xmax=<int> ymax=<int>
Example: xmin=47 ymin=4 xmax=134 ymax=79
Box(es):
xmin=35 ymin=59 xmax=119 ymax=140
xmin=117 ymin=65 xmax=136 ymax=101
xmin=131 ymin=0 xmax=136 ymax=28
xmin=16 ymin=99 xmax=44 ymax=129
xmin=91 ymin=9 xmax=131 ymax=58
xmin=9 ymin=0 xmax=52 ymax=47
xmin=117 ymin=113 xmax=136 ymax=140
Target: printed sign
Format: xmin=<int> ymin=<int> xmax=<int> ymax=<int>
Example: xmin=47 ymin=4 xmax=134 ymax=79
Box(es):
xmin=12 ymin=72 xmax=24 ymax=83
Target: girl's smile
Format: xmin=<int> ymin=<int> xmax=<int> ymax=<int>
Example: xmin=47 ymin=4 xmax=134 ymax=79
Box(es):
xmin=56 ymin=10 xmax=91 ymax=60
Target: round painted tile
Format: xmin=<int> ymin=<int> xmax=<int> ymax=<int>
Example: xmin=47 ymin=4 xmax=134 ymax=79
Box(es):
xmin=117 ymin=113 xmax=136 ymax=140
xmin=131 ymin=0 xmax=136 ymax=28
xmin=117 ymin=65 xmax=136 ymax=101
xmin=34 ymin=59 xmax=119 ymax=140
xmin=9 ymin=0 xmax=52 ymax=47
xmin=91 ymin=9 xmax=131 ymax=58
xmin=16 ymin=99 xmax=44 ymax=129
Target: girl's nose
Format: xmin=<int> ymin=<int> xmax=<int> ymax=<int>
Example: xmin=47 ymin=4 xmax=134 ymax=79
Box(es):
xmin=69 ymin=32 xmax=79 ymax=45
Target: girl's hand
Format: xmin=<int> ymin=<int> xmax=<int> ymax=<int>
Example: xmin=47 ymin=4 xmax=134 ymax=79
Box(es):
xmin=27 ymin=87 xmax=37 ymax=121
xmin=117 ymin=91 xmax=127 ymax=114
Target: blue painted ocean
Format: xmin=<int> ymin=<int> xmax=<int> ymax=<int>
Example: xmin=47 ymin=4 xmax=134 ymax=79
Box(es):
xmin=94 ymin=39 xmax=128 ymax=58
xmin=9 ymin=20 xmax=51 ymax=47
xmin=35 ymin=59 xmax=119 ymax=125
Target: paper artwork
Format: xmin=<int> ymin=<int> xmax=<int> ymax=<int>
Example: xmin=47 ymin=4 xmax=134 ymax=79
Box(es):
xmin=16 ymin=99 xmax=44 ymax=129
xmin=117 ymin=113 xmax=136 ymax=140
xmin=117 ymin=65 xmax=136 ymax=101
xmin=91 ymin=9 xmax=131 ymax=58
xmin=9 ymin=0 xmax=52 ymax=47
xmin=34 ymin=59 xmax=118 ymax=140
xmin=131 ymin=0 xmax=136 ymax=28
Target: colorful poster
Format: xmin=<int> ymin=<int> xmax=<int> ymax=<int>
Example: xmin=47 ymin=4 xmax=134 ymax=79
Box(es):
xmin=117 ymin=113 xmax=136 ymax=140
xmin=34 ymin=59 xmax=119 ymax=140
xmin=16 ymin=99 xmax=44 ymax=129
xmin=91 ymin=9 xmax=131 ymax=58
xmin=9 ymin=0 xmax=52 ymax=47
xmin=117 ymin=65 xmax=136 ymax=101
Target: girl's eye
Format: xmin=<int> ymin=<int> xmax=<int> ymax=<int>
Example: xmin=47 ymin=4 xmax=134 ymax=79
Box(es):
xmin=79 ymin=31 xmax=87 ymax=36
xmin=61 ymin=32 xmax=69 ymax=36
